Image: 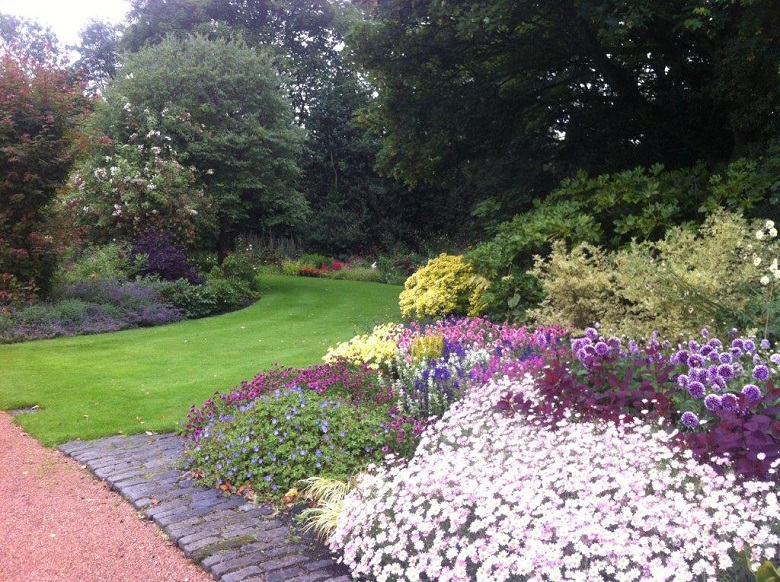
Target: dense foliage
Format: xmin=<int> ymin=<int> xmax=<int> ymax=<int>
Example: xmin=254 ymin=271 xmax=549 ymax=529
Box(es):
xmin=0 ymin=43 xmax=86 ymax=302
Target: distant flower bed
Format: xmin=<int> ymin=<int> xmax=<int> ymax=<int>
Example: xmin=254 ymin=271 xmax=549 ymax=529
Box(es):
xmin=0 ymin=279 xmax=184 ymax=343
xmin=182 ymin=318 xmax=780 ymax=580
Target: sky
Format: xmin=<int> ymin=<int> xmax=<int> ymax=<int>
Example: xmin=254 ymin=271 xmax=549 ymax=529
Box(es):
xmin=0 ymin=0 xmax=131 ymax=47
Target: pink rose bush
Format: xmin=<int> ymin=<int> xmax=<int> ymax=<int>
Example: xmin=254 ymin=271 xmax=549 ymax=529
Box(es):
xmin=330 ymin=376 xmax=780 ymax=581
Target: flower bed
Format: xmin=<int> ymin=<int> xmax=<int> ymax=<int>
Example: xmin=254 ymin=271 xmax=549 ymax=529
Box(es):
xmin=182 ymin=318 xmax=780 ymax=580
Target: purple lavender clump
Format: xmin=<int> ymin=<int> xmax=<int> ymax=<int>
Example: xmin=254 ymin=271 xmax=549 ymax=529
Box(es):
xmin=681 ymin=411 xmax=700 ymax=429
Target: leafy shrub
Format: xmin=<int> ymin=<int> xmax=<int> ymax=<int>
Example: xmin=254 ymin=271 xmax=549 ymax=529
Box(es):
xmin=183 ymin=362 xmax=394 ymax=442
xmin=399 ymin=254 xmax=486 ymax=319
xmin=60 ymin=243 xmax=137 ymax=284
xmin=281 ymin=259 xmax=305 ymax=276
xmin=321 ymin=266 xmax=384 ymax=283
xmin=153 ymin=270 xmax=259 ymax=319
xmin=468 ymin=200 xmax=602 ymax=321
xmin=220 ymin=252 xmax=261 ymax=292
xmin=330 ymin=378 xmax=780 ymax=581
xmin=299 ymin=253 xmax=334 ymax=269
xmin=529 ymin=210 xmax=778 ymax=339
xmin=131 ymin=230 xmax=203 ymax=284
xmin=184 ymin=386 xmax=390 ymax=500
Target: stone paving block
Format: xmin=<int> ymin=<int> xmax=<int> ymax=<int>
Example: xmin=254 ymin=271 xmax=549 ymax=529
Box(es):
xmin=201 ymin=548 xmax=242 ymax=569
xmin=179 ymin=535 xmax=222 ymax=556
xmin=285 ymin=572 xmax=336 ymax=582
xmin=221 ymin=565 xmax=263 ymax=582
xmin=210 ymin=551 xmax=276 ymax=578
xmin=254 ymin=553 xmax=311 ymax=575
xmin=264 ymin=564 xmax=309 ymax=582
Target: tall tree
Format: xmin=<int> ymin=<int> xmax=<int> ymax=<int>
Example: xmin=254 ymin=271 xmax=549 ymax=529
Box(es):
xmin=80 ymin=34 xmax=306 ymax=261
xmin=349 ymin=0 xmax=780 ymax=219
xmin=0 ymin=32 xmax=86 ymax=301
xmin=72 ymin=20 xmax=123 ymax=93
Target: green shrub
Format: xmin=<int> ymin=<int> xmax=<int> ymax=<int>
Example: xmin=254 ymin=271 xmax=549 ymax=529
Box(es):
xmin=321 ymin=266 xmax=384 ymax=283
xmin=281 ymin=259 xmax=305 ymax=276
xmin=399 ymin=254 xmax=486 ymax=319
xmin=299 ymin=253 xmax=334 ymax=269
xmin=185 ymin=386 xmax=389 ymax=501
xmin=529 ymin=210 xmax=778 ymax=339
xmin=60 ymin=243 xmax=137 ymax=285
xmin=221 ymin=252 xmax=261 ymax=291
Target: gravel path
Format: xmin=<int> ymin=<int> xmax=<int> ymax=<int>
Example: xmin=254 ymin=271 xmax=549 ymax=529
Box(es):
xmin=0 ymin=412 xmax=350 ymax=582
xmin=0 ymin=412 xmax=211 ymax=582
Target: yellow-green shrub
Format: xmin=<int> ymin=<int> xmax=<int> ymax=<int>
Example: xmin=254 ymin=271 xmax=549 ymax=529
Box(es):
xmin=529 ymin=210 xmax=775 ymax=338
xmin=322 ymin=323 xmax=402 ymax=371
xmin=399 ymin=254 xmax=485 ymax=319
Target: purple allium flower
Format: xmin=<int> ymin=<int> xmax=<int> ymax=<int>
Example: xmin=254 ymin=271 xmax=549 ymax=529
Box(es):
xmin=753 ymin=364 xmax=771 ymax=382
xmin=704 ymin=394 xmax=722 ymax=411
xmin=676 ymin=374 xmax=689 ymax=388
xmin=707 ymin=338 xmax=723 ymax=350
xmin=687 ymin=381 xmax=706 ymax=399
xmin=572 ymin=338 xmax=589 ymax=351
xmin=700 ymin=345 xmax=713 ymax=357
xmin=628 ymin=340 xmax=639 ymax=354
xmin=721 ymin=393 xmax=740 ymax=412
xmin=681 ymin=411 xmax=700 ymax=429
xmin=673 ymin=350 xmax=690 ymax=366
xmin=718 ymin=352 xmax=733 ymax=364
xmin=741 ymin=384 xmax=762 ymax=403
xmin=701 ymin=328 xmax=710 ymax=338
xmin=731 ymin=347 xmax=744 ymax=359
xmin=688 ymin=354 xmax=704 ymax=368
xmin=689 ymin=340 xmax=700 ymax=351
xmin=728 ymin=327 xmax=738 ymax=336
xmin=585 ymin=327 xmax=599 ymax=340
xmin=716 ymin=364 xmax=735 ymax=380
xmin=761 ymin=339 xmax=771 ymax=350
xmin=744 ymin=339 xmax=757 ymax=353
xmin=594 ymin=341 xmax=610 ymax=356
xmin=771 ymin=353 xmax=780 ymax=365
xmin=732 ymin=338 xmax=745 ymax=350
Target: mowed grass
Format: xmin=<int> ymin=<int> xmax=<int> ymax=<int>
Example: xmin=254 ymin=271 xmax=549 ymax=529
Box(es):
xmin=0 ymin=275 xmax=401 ymax=446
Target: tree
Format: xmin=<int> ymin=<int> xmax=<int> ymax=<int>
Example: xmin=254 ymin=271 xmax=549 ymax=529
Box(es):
xmin=72 ymin=20 xmax=123 ymax=93
xmin=0 ymin=44 xmax=86 ymax=301
xmin=81 ymin=34 xmax=306 ymax=261
xmin=348 ymin=0 xmax=780 ymax=220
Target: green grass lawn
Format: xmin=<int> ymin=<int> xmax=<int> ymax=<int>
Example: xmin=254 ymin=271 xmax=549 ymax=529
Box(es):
xmin=0 ymin=275 xmax=401 ymax=446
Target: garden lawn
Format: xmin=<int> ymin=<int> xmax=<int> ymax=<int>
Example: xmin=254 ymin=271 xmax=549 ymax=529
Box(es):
xmin=0 ymin=275 xmax=400 ymax=446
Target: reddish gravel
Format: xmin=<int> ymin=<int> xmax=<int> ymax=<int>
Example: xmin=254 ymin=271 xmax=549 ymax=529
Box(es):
xmin=0 ymin=412 xmax=213 ymax=582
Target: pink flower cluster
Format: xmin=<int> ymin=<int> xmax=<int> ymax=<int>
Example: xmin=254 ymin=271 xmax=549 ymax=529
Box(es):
xmin=330 ymin=376 xmax=780 ymax=581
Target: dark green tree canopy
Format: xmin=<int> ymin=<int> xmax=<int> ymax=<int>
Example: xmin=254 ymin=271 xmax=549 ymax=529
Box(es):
xmin=89 ymin=34 xmax=306 ymax=259
xmin=350 ymin=0 xmax=780 ymax=216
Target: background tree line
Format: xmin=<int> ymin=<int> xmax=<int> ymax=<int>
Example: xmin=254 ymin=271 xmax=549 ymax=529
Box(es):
xmin=1 ymin=0 xmax=779 ymax=308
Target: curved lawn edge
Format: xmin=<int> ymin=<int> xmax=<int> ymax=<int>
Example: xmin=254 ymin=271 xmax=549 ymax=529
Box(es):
xmin=0 ymin=275 xmax=401 ymax=446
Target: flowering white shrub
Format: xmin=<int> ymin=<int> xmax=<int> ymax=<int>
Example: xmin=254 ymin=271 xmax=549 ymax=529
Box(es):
xmin=330 ymin=376 xmax=780 ymax=581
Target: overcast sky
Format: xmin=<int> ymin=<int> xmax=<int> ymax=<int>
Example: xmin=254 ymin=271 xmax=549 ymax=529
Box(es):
xmin=0 ymin=0 xmax=131 ymax=47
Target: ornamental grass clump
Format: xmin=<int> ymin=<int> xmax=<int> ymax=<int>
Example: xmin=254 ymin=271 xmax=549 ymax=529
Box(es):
xmin=184 ymin=385 xmax=389 ymax=500
xmin=330 ymin=377 xmax=780 ymax=581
